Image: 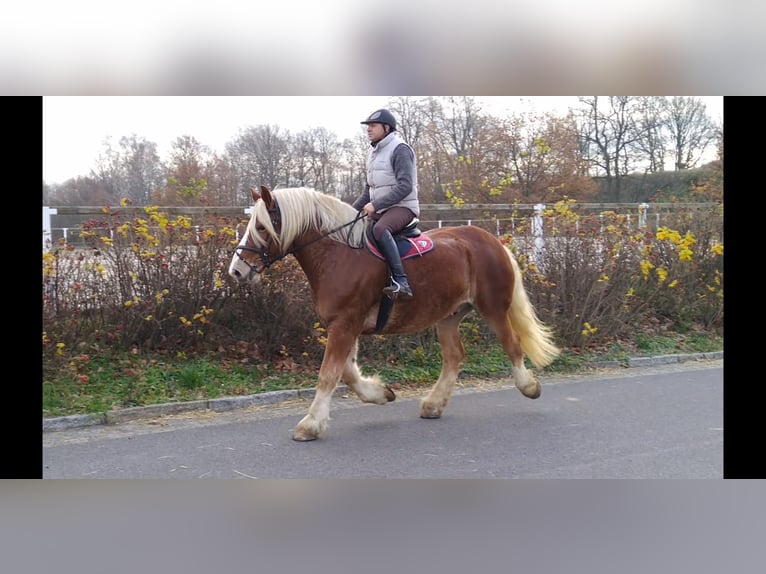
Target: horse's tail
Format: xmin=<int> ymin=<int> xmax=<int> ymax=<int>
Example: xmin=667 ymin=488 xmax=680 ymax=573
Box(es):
xmin=506 ymin=249 xmax=560 ymax=368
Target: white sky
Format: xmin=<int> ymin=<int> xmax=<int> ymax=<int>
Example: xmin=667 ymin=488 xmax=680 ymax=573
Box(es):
xmin=42 ymin=96 xmax=723 ymax=185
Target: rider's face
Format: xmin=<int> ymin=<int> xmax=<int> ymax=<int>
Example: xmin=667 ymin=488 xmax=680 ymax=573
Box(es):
xmin=366 ymin=122 xmax=387 ymax=142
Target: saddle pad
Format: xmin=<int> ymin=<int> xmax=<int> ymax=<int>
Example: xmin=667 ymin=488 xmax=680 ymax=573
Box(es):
xmin=366 ymin=234 xmax=435 ymax=261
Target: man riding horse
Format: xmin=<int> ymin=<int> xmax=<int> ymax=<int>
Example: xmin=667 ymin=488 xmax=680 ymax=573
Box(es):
xmin=352 ymin=108 xmax=419 ymax=298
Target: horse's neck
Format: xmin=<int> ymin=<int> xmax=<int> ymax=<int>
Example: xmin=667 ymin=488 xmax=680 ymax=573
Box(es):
xmin=291 ymin=234 xmax=345 ymax=290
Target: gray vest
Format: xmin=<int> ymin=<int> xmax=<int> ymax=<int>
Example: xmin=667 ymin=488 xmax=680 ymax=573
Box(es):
xmin=366 ymin=132 xmax=420 ymax=216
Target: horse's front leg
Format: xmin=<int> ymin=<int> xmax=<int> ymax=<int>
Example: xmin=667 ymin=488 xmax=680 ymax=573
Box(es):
xmin=293 ymin=328 xmax=355 ymax=441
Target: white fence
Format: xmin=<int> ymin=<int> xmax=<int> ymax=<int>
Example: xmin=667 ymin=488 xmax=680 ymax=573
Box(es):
xmin=43 ymin=202 xmax=713 ymax=255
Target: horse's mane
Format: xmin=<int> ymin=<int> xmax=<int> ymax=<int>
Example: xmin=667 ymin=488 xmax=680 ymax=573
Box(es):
xmin=249 ymin=187 xmax=365 ymax=250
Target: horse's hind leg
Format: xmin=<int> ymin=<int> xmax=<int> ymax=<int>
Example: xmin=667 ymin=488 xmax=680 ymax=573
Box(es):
xmin=341 ymin=338 xmax=396 ymax=405
xmin=485 ymin=313 xmax=540 ymax=399
xmin=421 ymin=309 xmax=469 ymax=419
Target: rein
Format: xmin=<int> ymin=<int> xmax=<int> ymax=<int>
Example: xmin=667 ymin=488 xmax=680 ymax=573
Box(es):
xmin=233 ymin=202 xmax=366 ymax=279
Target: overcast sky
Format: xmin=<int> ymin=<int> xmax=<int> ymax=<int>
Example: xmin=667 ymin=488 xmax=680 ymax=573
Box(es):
xmin=43 ymin=96 xmax=723 ymax=185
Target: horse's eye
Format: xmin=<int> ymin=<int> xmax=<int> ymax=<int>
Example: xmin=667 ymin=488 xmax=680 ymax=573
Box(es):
xmin=255 ymin=224 xmax=266 ymax=233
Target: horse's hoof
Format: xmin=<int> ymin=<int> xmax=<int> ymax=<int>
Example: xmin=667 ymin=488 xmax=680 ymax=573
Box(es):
xmin=420 ymin=404 xmax=443 ymax=419
xmin=384 ymin=385 xmax=396 ymax=402
xmin=293 ymin=433 xmax=317 ymax=442
xmin=519 ymin=385 xmax=541 ymax=399
xmin=292 ymin=429 xmax=318 ymax=441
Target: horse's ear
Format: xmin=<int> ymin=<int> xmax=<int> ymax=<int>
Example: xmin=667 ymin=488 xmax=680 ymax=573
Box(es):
xmin=250 ymin=187 xmax=261 ymax=202
xmin=260 ymin=185 xmax=276 ymax=209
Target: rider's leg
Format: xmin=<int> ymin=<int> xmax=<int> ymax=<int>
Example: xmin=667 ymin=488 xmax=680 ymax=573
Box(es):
xmin=373 ymin=208 xmax=415 ymax=298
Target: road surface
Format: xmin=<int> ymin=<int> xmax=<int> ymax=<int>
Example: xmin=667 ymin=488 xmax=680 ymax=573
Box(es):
xmin=43 ymin=360 xmax=723 ymax=478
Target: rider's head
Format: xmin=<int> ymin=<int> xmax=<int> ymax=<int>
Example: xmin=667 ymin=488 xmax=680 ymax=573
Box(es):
xmin=361 ymin=109 xmax=397 ymax=144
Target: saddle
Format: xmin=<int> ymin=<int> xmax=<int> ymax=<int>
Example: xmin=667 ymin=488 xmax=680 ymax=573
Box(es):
xmin=364 ymin=218 xmax=435 ymax=260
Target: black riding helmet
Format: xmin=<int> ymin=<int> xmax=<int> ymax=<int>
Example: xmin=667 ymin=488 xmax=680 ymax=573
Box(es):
xmin=360 ymin=108 xmax=397 ymax=131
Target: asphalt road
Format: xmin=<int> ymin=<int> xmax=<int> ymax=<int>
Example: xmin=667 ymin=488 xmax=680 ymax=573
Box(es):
xmin=42 ymin=360 xmax=723 ymax=478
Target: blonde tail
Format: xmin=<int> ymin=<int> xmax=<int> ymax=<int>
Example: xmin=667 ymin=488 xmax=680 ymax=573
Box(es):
xmin=506 ymin=249 xmax=560 ymax=368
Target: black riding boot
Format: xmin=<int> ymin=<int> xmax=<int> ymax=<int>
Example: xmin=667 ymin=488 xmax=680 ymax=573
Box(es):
xmin=377 ymin=229 xmax=413 ymax=298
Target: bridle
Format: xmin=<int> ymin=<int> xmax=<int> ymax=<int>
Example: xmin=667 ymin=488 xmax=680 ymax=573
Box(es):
xmin=232 ymin=198 xmax=366 ymax=281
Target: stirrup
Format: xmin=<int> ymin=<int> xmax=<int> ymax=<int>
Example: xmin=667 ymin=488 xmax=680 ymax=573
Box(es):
xmin=383 ymin=278 xmax=413 ymax=299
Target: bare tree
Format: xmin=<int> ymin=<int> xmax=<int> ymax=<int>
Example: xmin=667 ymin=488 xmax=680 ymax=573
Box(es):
xmin=387 ymin=96 xmax=429 ymax=149
xmin=91 ymin=135 xmax=165 ymax=205
xmin=578 ymin=96 xmax=648 ymax=202
xmin=336 ymin=134 xmax=368 ymax=204
xmin=632 ymin=96 xmax=668 ymax=173
xmin=45 ymin=176 xmax=115 ymax=206
xmin=286 ymin=131 xmax=315 ymax=188
xmin=224 ymin=125 xmax=289 ymax=202
xmin=384 ymin=97 xmax=440 ymax=201
xmin=662 ymin=96 xmax=718 ymax=170
xmin=440 ymin=96 xmax=484 ymax=159
xmin=307 ymin=127 xmax=341 ymax=196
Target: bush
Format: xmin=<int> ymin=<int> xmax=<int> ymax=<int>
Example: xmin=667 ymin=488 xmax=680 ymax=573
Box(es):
xmin=514 ymin=200 xmax=723 ymax=347
xmin=43 ymin=202 xmax=723 ymax=401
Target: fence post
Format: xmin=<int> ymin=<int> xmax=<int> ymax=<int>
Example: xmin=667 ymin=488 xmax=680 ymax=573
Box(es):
xmin=43 ymin=206 xmax=58 ymax=252
xmin=533 ymin=203 xmax=545 ymax=268
xmin=236 ymin=206 xmax=255 ymax=241
xmin=639 ymin=203 xmax=649 ymax=228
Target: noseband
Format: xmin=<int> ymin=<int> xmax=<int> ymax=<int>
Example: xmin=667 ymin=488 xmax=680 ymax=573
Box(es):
xmin=233 ymin=198 xmax=365 ymax=281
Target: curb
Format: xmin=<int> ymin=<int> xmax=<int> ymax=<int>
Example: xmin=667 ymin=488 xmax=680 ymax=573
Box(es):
xmin=43 ymin=351 xmax=723 ymax=433
xmin=43 ymin=386 xmax=346 ymax=433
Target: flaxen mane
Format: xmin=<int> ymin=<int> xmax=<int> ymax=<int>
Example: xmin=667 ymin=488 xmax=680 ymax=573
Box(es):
xmin=248 ymin=187 xmax=365 ymax=250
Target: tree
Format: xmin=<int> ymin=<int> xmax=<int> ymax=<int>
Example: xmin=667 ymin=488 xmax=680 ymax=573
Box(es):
xmin=486 ymin=111 xmax=597 ymax=203
xmin=388 ymin=97 xmax=444 ymax=202
xmin=632 ymin=96 xmax=668 ymax=173
xmin=224 ymin=125 xmax=289 ymax=203
xmin=286 ymin=131 xmax=316 ymax=188
xmin=91 ymin=135 xmax=165 ymax=205
xmin=690 ymin=124 xmax=723 ymax=202
xmin=336 ymin=134 xmax=368 ymax=205
xmin=45 ymin=176 xmax=115 ymax=206
xmin=416 ymin=96 xmax=488 ymax=204
xmin=441 ymin=96 xmax=483 ymax=160
xmin=154 ymin=135 xmax=212 ymax=206
xmin=306 ymin=127 xmax=341 ymax=196
xmin=578 ymin=96 xmax=648 ymax=202
xmin=662 ymin=96 xmax=718 ymax=170
xmin=199 ymin=155 xmax=239 ymax=206
xmin=387 ymin=96 xmax=429 ymax=149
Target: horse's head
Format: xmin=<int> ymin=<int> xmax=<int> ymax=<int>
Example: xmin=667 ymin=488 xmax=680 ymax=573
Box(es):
xmin=228 ymin=185 xmax=283 ymax=284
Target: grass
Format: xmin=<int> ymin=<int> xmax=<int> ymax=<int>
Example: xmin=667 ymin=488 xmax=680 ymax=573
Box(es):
xmin=42 ymin=330 xmax=723 ymax=419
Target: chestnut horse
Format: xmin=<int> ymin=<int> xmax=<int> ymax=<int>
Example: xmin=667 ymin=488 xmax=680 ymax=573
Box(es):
xmin=229 ymin=186 xmax=559 ymax=441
